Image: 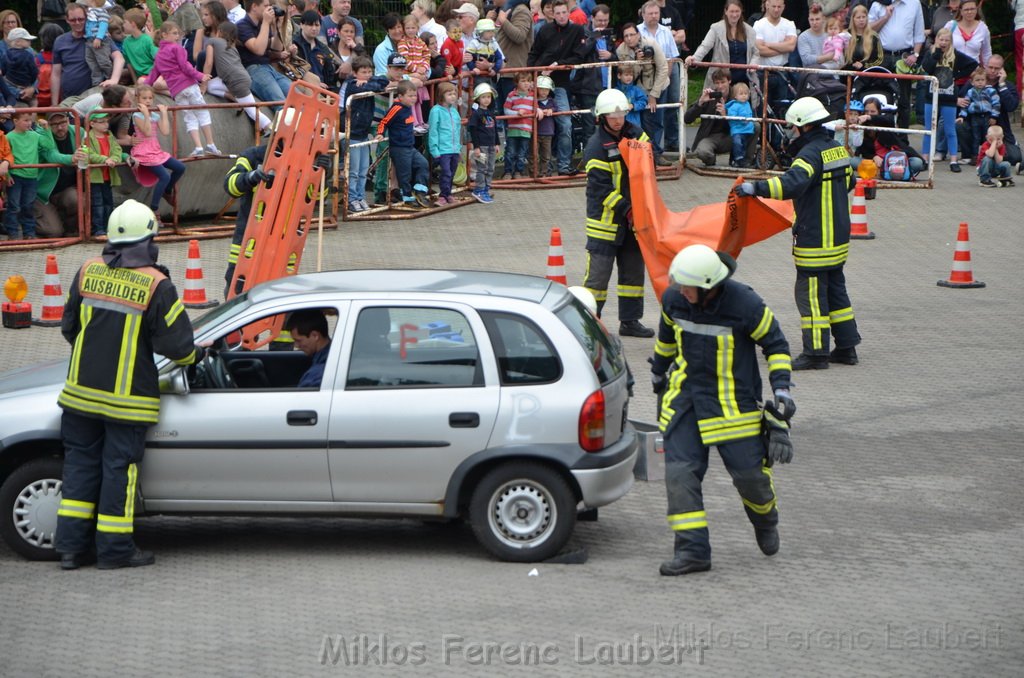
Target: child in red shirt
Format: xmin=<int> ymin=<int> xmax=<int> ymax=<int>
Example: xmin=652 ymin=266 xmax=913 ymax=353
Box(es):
xmin=440 ymin=20 xmax=464 ymax=76
xmin=976 ymin=125 xmax=1014 ymax=187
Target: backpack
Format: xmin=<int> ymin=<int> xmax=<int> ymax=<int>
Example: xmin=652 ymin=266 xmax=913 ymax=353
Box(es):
xmin=881 ymin=150 xmax=911 ymax=181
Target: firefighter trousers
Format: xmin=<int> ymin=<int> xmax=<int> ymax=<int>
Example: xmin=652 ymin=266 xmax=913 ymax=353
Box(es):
xmin=55 ymin=410 xmax=148 ymax=562
xmin=795 ymin=267 xmax=861 ymax=357
xmin=583 ymin=232 xmax=645 ymax=322
xmin=663 ymin=404 xmax=777 ymax=562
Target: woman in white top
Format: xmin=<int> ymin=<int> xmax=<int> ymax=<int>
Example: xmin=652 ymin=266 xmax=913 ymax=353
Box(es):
xmin=685 ymin=0 xmax=757 ymax=94
xmin=943 ymin=0 xmax=991 ymax=70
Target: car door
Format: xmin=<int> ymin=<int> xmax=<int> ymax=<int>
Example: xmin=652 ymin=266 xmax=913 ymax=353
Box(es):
xmin=140 ymin=302 xmax=347 ymax=508
xmin=327 ymin=302 xmax=500 ymax=505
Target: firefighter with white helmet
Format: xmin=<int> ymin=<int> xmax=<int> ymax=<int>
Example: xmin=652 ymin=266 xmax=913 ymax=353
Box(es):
xmin=650 ymin=244 xmax=795 ymax=575
xmin=55 ymin=199 xmax=203 ymax=570
xmin=582 ymin=89 xmax=655 ymax=338
xmin=736 ymin=96 xmax=861 ymax=369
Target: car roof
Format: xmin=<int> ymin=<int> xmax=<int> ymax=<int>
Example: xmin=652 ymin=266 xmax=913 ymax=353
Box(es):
xmin=246 ymin=269 xmax=560 ymax=305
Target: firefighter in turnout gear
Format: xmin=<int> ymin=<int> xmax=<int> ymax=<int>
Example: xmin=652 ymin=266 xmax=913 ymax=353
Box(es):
xmin=55 ymin=200 xmax=202 ymax=570
xmin=223 ymin=144 xmax=270 ymax=298
xmin=735 ymin=97 xmax=861 ymax=370
xmin=583 ymin=88 xmax=655 ymax=338
xmin=651 ymin=245 xmax=795 ymax=576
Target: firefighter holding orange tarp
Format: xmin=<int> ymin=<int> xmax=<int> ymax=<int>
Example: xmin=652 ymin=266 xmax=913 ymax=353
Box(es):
xmin=583 ymin=88 xmax=655 ymax=339
xmin=735 ymin=97 xmax=861 ymax=370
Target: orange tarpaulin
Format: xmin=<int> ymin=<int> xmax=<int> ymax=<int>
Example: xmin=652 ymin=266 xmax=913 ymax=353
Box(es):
xmin=620 ymin=138 xmax=796 ymax=301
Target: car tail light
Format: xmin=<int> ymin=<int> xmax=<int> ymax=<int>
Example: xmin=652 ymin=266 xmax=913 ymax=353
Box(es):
xmin=579 ymin=389 xmax=606 ymax=452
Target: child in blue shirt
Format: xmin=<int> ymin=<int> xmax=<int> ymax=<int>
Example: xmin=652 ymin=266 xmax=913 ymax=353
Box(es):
xmin=614 ymin=64 xmax=647 ymax=129
xmin=427 ymin=82 xmax=462 ymax=205
xmin=725 ymin=82 xmax=755 ymax=168
xmin=376 ymin=80 xmax=431 ymax=208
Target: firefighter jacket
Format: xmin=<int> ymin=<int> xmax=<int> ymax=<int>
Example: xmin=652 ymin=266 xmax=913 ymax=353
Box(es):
xmin=583 ymin=121 xmax=647 ymax=255
xmin=224 ymin=145 xmax=268 ymax=269
xmin=752 ymin=127 xmax=855 ymax=271
xmin=651 ymin=280 xmax=792 ymax=445
xmin=59 ymin=257 xmax=199 ymax=424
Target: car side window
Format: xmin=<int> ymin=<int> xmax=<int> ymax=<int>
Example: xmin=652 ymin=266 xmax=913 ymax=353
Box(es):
xmin=346 ymin=307 xmax=483 ymax=389
xmin=480 ymin=312 xmax=561 ymax=385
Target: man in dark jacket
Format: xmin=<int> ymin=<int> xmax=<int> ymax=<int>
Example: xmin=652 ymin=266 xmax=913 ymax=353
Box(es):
xmin=55 ymin=200 xmax=203 ymax=570
xmin=737 ymin=97 xmax=861 ymax=370
xmin=583 ymin=88 xmax=655 ymax=338
xmin=527 ymin=0 xmax=590 ymax=175
xmin=683 ymin=68 xmax=756 ymax=167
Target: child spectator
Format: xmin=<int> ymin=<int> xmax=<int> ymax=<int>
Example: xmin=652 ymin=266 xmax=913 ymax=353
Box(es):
xmin=85 ymin=0 xmax=114 ymax=87
xmin=34 ymin=23 xmax=64 ymax=108
xmin=614 ymin=65 xmax=646 ymax=129
xmin=725 ymin=82 xmax=754 ymax=168
xmin=341 ymin=55 xmax=388 ymax=213
xmin=376 ymin=80 xmax=432 ymax=208
xmin=467 ymin=83 xmax=497 ymax=203
xmin=428 ymin=82 xmax=462 ymax=205
xmin=2 ymin=28 xmax=39 ymax=106
xmin=293 ymin=11 xmax=336 ymax=89
xmin=465 ymin=18 xmax=503 ymax=90
xmin=371 ymin=53 xmax=413 ymax=206
xmin=84 ymin=111 xmax=131 ymax=237
xmin=397 ymin=14 xmax=431 ymax=129
xmin=0 ymin=126 xmax=11 ymax=187
xmin=535 ymin=75 xmax=556 ymax=177
xmin=420 ymin=31 xmax=452 ymax=80
xmin=122 ymin=9 xmax=159 ymax=82
xmin=143 ymin=20 xmax=220 ymax=157
xmin=207 ymin=21 xmax=273 ymax=136
xmin=130 ymin=84 xmax=186 ymax=215
xmin=108 ymin=15 xmax=126 ymax=52
xmin=3 ymin=111 xmax=73 ymax=240
xmin=825 ymin=99 xmax=866 ymax=164
xmin=957 ymin=68 xmax=1000 ymax=164
xmin=821 ymin=16 xmax=849 ymax=70
xmin=976 ymin=125 xmax=1014 ymax=187
xmin=503 ymin=72 xmax=534 ymax=179
xmin=440 ymin=20 xmax=463 ymax=77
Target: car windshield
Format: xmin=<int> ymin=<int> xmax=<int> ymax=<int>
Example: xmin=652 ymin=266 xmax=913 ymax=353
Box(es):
xmin=190 ymin=292 xmax=251 ymax=335
xmin=555 ymin=297 xmax=625 ymax=385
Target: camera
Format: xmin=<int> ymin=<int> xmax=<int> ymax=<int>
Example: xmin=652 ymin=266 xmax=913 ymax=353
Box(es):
xmin=709 ymin=91 xmax=723 ymax=100
xmin=637 ymin=45 xmax=654 ymax=59
xmin=271 ymin=6 xmax=286 ymax=17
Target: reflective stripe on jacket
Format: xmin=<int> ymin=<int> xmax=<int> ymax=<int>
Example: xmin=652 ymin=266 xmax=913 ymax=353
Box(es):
xmin=583 ymin=121 xmax=647 ymax=253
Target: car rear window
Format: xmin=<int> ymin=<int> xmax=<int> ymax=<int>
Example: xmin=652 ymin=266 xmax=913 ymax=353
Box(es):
xmin=555 ymin=299 xmax=626 ymax=385
xmin=480 ymin=312 xmax=562 ymax=385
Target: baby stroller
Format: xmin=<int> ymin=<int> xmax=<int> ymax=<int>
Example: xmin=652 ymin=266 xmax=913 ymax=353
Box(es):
xmin=748 ymin=74 xmax=797 ymax=170
xmin=795 ymin=71 xmax=848 ymax=121
xmin=851 ymin=66 xmax=901 ymax=113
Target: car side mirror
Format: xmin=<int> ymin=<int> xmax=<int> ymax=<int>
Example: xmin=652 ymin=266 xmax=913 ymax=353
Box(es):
xmin=159 ymin=367 xmax=191 ymax=395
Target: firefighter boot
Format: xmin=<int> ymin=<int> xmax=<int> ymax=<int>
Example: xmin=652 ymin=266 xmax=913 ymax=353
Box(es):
xmin=755 ymin=527 xmax=780 ymax=556
xmin=792 ymin=353 xmax=829 ymax=370
xmin=660 ymin=535 xmax=713 ymax=576
xmin=620 ymin=320 xmax=655 ymax=338
xmin=829 ymin=347 xmax=859 ymax=365
xmin=97 ymin=548 xmax=156 ymax=570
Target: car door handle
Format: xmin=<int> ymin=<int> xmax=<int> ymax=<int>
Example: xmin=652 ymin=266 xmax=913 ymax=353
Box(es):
xmin=449 ymin=412 xmax=479 ymax=428
xmin=287 ymin=410 xmax=318 ymax=426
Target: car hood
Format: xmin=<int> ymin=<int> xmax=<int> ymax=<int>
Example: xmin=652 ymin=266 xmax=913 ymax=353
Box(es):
xmin=0 ymin=359 xmax=68 ymax=397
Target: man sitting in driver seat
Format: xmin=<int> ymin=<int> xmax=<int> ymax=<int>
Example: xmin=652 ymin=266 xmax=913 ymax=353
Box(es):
xmin=284 ymin=310 xmax=332 ymax=387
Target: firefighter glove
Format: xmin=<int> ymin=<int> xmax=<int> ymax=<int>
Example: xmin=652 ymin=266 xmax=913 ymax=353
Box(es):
xmin=735 ymin=181 xmax=755 ymax=197
xmin=651 ymin=371 xmax=667 ymax=394
xmin=766 ymin=427 xmax=793 ymax=464
xmin=768 ymin=388 xmax=796 ymax=421
xmin=314 ymin=153 xmax=333 ymax=171
xmin=245 ymin=166 xmax=271 ymax=186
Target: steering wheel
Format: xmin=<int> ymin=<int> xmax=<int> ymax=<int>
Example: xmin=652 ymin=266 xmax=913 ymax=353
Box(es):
xmin=200 ymin=348 xmax=234 ymax=389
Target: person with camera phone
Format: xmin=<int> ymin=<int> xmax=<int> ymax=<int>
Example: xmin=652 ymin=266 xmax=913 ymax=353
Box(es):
xmin=237 ymin=0 xmax=296 ymax=113
xmin=682 ymin=68 xmax=755 ymax=168
xmin=615 ymin=22 xmax=671 ymax=166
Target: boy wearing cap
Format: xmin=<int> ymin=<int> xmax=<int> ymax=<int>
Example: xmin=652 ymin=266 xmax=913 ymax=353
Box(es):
xmin=85 ymin=112 xmax=132 ymax=238
xmin=2 ymin=27 xmax=40 ymax=105
xmin=466 ymin=18 xmax=504 ymax=91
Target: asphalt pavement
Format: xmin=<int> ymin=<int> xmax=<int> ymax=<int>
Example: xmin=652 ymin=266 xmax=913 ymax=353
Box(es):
xmin=0 ymin=162 xmax=1022 ymax=676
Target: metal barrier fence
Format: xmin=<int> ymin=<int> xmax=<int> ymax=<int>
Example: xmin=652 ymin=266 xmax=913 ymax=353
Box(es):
xmin=682 ymin=60 xmax=939 ymax=188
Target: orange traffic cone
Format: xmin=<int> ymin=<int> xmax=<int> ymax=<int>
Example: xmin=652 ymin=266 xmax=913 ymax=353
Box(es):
xmin=850 ymin=179 xmax=875 ymax=240
xmin=546 ymin=227 xmax=567 ymax=285
xmin=32 ymin=255 xmax=64 ymax=327
xmin=937 ymin=222 xmax=985 ymax=288
xmin=182 ymin=239 xmax=219 ymax=308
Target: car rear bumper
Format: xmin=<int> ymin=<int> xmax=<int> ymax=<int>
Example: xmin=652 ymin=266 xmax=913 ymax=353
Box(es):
xmin=571 ymin=428 xmax=638 ymax=508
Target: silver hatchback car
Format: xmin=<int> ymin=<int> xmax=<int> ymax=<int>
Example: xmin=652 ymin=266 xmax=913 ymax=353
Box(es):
xmin=0 ymin=270 xmax=638 ymax=562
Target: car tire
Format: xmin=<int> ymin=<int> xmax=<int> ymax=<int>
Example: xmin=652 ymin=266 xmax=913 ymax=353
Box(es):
xmin=469 ymin=462 xmax=575 ymax=562
xmin=0 ymin=458 xmax=64 ymax=561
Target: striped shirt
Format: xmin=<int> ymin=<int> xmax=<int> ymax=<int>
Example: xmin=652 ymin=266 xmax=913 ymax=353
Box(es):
xmin=504 ymin=90 xmax=535 ymax=137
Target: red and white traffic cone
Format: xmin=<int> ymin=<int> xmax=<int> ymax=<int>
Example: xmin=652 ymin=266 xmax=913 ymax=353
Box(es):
xmin=546 ymin=227 xmax=568 ymax=285
xmin=182 ymin=239 xmax=219 ymax=308
xmin=32 ymin=255 xmax=65 ymax=327
xmin=937 ymin=222 xmax=985 ymax=288
xmin=850 ymin=179 xmax=875 ymax=240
